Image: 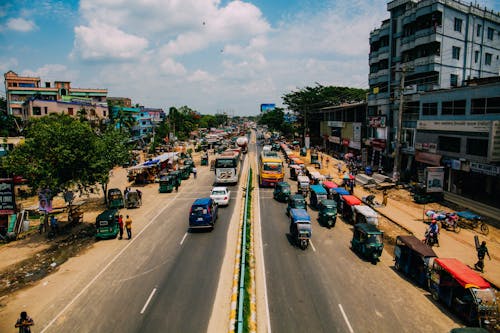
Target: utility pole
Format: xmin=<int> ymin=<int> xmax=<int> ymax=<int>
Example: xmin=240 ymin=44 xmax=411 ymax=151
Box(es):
xmin=393 ymin=65 xmax=407 ymax=183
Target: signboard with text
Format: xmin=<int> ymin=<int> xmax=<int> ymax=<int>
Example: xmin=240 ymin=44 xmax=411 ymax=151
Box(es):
xmin=260 ymin=104 xmax=276 ymax=112
xmin=0 ymin=178 xmax=15 ymax=214
xmin=425 ymin=167 xmax=444 ymax=193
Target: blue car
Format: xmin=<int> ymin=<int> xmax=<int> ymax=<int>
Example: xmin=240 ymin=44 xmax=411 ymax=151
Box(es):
xmin=189 ymin=198 xmax=218 ymax=231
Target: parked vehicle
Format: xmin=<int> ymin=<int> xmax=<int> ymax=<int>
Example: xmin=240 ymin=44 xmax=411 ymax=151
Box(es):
xmin=289 ymin=165 xmax=302 ymax=181
xmin=169 ymin=170 xmax=182 ymax=187
xmin=125 ymin=190 xmax=142 ymax=209
xmin=318 ymin=199 xmax=337 ymax=228
xmin=394 ymin=235 xmax=437 ymax=287
xmin=289 ymin=208 xmax=312 ymax=250
xmin=95 ymin=209 xmax=119 ymax=239
xmin=353 ymin=205 xmax=379 ymax=226
xmin=456 ymin=211 xmax=489 ymax=235
xmin=189 ymin=198 xmax=218 ymax=231
xmin=297 ymin=175 xmax=310 ymax=196
xmin=322 ymin=181 xmax=338 ymax=199
xmin=273 ymin=182 xmax=291 ymax=202
xmin=107 ymin=188 xmax=124 ymax=209
xmin=309 ymin=184 xmax=328 ymax=209
xmin=179 ymin=166 xmax=191 ymax=180
xmin=339 ymin=195 xmax=362 ymax=223
xmin=210 ymin=186 xmax=231 ymax=206
xmin=310 ymin=152 xmax=319 ymax=165
xmin=286 ymin=193 xmax=307 ymax=216
xmin=183 ymin=159 xmax=194 ymax=173
xmin=330 ymin=187 xmax=350 ymax=206
xmin=159 ymin=174 xmax=175 ymax=193
xmin=428 ymin=258 xmax=498 ymax=328
xmin=351 ymin=223 xmax=384 ymax=264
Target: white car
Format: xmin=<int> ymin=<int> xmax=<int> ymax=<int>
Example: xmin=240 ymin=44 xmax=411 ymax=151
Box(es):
xmin=210 ymin=187 xmax=231 ymax=206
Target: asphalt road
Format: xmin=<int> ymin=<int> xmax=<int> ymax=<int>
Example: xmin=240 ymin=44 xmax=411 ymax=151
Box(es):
xmin=43 ymin=166 xmax=240 ymax=333
xmin=256 ymin=143 xmax=460 ymax=333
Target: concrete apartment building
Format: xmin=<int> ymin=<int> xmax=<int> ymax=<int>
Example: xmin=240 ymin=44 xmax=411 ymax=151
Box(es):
xmin=4 ymin=71 xmax=108 ymax=120
xmin=366 ymin=0 xmax=500 ymax=177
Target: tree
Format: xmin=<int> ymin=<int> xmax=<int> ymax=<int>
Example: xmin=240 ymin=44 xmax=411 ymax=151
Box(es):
xmin=257 ymin=107 xmax=294 ymax=136
xmin=0 ymin=96 xmax=23 ymax=136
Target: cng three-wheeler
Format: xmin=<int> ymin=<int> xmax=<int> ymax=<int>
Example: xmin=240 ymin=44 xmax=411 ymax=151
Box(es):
xmin=339 ymin=195 xmax=362 ymax=223
xmin=394 ymin=235 xmax=437 ymax=287
xmin=273 ymin=181 xmax=291 ymax=202
xmin=317 ymin=199 xmax=337 ymax=228
xmin=159 ymin=174 xmax=176 ymax=193
xmin=95 ymin=209 xmax=120 ymax=239
xmin=286 ymin=193 xmax=307 ymax=216
xmin=289 ymin=208 xmax=312 ymax=250
xmin=309 ymin=184 xmax=328 ymax=209
xmin=351 ymin=223 xmax=384 ymax=264
xmin=107 ymin=188 xmax=125 ymax=209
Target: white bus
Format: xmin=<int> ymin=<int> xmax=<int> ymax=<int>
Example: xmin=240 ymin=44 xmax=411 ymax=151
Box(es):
xmin=214 ymin=151 xmax=240 ymax=184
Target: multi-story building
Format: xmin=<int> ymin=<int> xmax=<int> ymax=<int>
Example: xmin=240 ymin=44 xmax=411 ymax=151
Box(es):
xmin=110 ymin=105 xmax=165 ymax=140
xmin=367 ymin=0 xmax=500 ymax=176
xmin=415 ymin=77 xmax=500 ymax=206
xmin=3 ymin=71 xmax=108 ymax=119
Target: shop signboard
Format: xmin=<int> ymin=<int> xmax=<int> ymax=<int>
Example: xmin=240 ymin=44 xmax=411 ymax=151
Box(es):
xmin=371 ymin=139 xmax=386 ymax=151
xmin=489 ymin=121 xmax=500 ymax=162
xmin=0 ymin=178 xmax=15 ymax=214
xmin=353 ymin=123 xmax=361 ymax=142
xmin=369 ymin=116 xmax=386 ymax=128
xmin=327 ymin=121 xmax=344 ymax=128
xmin=417 ymin=120 xmax=490 ymax=132
xmin=328 ymin=136 xmax=340 ymax=144
xmin=425 ymin=167 xmax=444 ymax=193
xmin=305 ymin=135 xmax=310 ymax=149
xmin=470 ymin=162 xmax=500 ymax=176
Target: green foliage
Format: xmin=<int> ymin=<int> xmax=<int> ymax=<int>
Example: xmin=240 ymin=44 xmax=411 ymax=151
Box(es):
xmin=257 ymin=107 xmax=294 ymax=136
xmin=2 ymin=114 xmax=130 ymax=197
xmin=0 ymin=97 xmax=23 ymax=136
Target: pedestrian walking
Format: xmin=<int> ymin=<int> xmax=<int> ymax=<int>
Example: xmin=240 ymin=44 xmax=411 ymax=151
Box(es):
xmin=15 ymin=311 xmax=34 ymax=333
xmin=382 ymin=189 xmax=388 ymax=206
xmin=125 ymin=215 xmax=132 ymax=239
xmin=192 ymin=166 xmax=197 ymax=179
xmin=118 ymin=214 xmax=124 ymax=239
xmin=474 ymin=241 xmax=491 ymax=272
xmin=337 ymin=162 xmax=342 ymax=174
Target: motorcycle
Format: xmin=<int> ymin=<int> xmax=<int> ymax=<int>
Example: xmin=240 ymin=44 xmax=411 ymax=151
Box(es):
xmin=442 ymin=213 xmax=460 ymax=233
xmin=423 ymin=230 xmax=439 ymax=247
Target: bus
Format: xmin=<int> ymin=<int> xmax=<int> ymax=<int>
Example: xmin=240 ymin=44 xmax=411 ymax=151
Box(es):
xmin=214 ymin=150 xmax=240 ymax=184
xmin=259 ymin=154 xmax=284 ymax=187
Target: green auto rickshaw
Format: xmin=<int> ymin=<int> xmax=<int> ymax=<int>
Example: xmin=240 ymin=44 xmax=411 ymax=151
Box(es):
xmin=179 ymin=166 xmax=190 ymax=180
xmin=286 ymin=193 xmax=307 ymax=216
xmin=159 ymin=174 xmax=175 ymax=193
xmin=95 ymin=209 xmax=119 ymax=239
xmin=318 ymin=199 xmax=337 ymax=228
xmin=184 ymin=159 xmax=194 ymax=173
xmin=300 ymin=147 xmax=307 ymax=156
xmin=351 ymin=223 xmax=384 ymax=264
xmin=170 ymin=170 xmax=182 ymax=187
xmin=310 ymin=152 xmax=319 ymax=165
xmin=107 ymin=188 xmax=124 ymax=209
xmin=273 ymin=182 xmax=291 ymax=202
xmin=201 ymin=154 xmax=209 ymax=166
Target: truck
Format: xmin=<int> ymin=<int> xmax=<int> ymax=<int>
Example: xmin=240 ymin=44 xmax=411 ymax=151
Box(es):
xmin=236 ymin=136 xmax=248 ymax=154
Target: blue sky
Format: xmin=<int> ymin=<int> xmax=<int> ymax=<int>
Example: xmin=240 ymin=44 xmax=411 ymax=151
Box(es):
xmin=1 ymin=0 xmax=499 ymax=116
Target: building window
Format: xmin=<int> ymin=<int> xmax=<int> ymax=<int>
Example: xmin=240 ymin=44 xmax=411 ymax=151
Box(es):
xmin=487 ymin=97 xmax=500 ymax=114
xmin=476 ymin=24 xmax=481 ymax=37
xmin=466 ymin=138 xmax=488 ymax=156
xmin=452 ymin=46 xmax=460 ymax=60
xmin=471 ymin=98 xmax=486 ymax=114
xmin=450 ymin=74 xmax=458 ymax=87
xmin=487 ymin=27 xmax=494 ymax=40
xmin=438 ymin=136 xmax=461 ymax=153
xmin=44 ymin=107 xmax=48 ymax=114
xmin=68 ymin=107 xmax=74 ymax=115
xmin=33 ymin=107 xmax=41 ymax=116
xmin=422 ymin=102 xmax=438 ymax=115
xmin=454 ymin=18 xmax=462 ymax=32
xmin=485 ymin=53 xmax=492 ymax=65
xmin=103 ymin=110 xmax=107 ymax=117
xmin=442 ymin=100 xmax=465 ymax=115
xmin=474 ymin=50 xmax=479 ymax=63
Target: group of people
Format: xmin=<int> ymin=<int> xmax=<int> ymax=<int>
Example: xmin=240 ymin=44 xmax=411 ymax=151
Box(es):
xmin=117 ymin=214 xmax=133 ymax=240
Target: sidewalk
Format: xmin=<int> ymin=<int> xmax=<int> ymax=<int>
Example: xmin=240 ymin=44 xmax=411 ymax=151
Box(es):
xmin=311 ymin=151 xmax=500 ymax=288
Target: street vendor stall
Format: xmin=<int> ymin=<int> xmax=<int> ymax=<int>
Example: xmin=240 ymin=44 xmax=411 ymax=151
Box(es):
xmin=127 ymin=152 xmax=178 ymax=184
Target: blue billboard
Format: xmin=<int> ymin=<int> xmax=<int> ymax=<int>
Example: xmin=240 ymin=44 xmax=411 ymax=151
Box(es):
xmin=260 ymin=103 xmax=275 ymax=112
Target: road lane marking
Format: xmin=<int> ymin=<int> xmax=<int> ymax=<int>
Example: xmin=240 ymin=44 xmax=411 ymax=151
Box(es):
xmin=309 ymin=239 xmax=317 ymax=252
xmin=40 ymin=192 xmax=181 ymax=333
xmin=338 ymin=304 xmax=354 ymax=333
xmin=180 ymin=232 xmax=188 ymax=245
xmin=140 ymin=288 xmax=157 ymax=314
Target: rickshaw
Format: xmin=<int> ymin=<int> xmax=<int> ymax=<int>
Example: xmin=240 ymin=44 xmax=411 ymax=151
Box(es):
xmin=318 ymin=199 xmax=337 ymax=228
xmin=322 ymin=181 xmax=338 ymax=199
xmin=300 ymin=147 xmax=307 ymax=156
xmin=309 ymin=184 xmax=328 ymax=209
xmin=351 ymin=223 xmax=384 ymax=264
xmin=309 ymin=171 xmax=325 ymax=185
xmin=339 ymin=195 xmax=362 ymax=223
xmin=125 ymin=190 xmax=142 ymax=208
xmin=297 ymin=175 xmax=310 ymax=196
xmin=429 ymin=258 xmax=498 ymax=328
xmin=201 ymin=154 xmax=209 ymax=166
xmin=394 ymin=235 xmax=437 ymax=287
xmin=331 ymin=187 xmax=350 ymax=204
xmin=107 ymin=188 xmax=124 ymax=209
xmin=273 ymin=182 xmax=291 ymax=202
xmin=456 ymin=211 xmax=489 ymax=235
xmin=170 ymin=170 xmax=182 ymax=187
xmin=159 ymin=174 xmax=175 ymax=193
xmin=310 ymin=152 xmax=319 ymax=165
xmin=95 ymin=209 xmax=119 ymax=239
xmin=184 ymin=159 xmax=194 ymax=173
xmin=286 ymin=193 xmax=307 ymax=216
xmin=289 ymin=208 xmax=312 ymax=250
xmin=353 ymin=205 xmax=379 ymax=226
xmin=179 ymin=166 xmax=190 ymax=180
xmin=289 ymin=165 xmax=302 ymax=181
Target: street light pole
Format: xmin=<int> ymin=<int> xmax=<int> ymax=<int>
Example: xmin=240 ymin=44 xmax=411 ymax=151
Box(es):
xmin=393 ymin=65 xmax=406 ymax=182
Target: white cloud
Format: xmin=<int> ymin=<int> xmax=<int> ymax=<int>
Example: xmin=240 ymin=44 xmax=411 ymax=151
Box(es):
xmin=5 ymin=17 xmax=37 ymax=32
xmin=72 ymin=21 xmax=148 ymax=61
xmin=21 ymin=64 xmax=78 ymax=83
xmin=188 ymin=70 xmax=215 ymax=83
xmin=0 ymin=58 xmax=19 ymax=73
xmin=160 ymin=58 xmax=187 ymax=76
